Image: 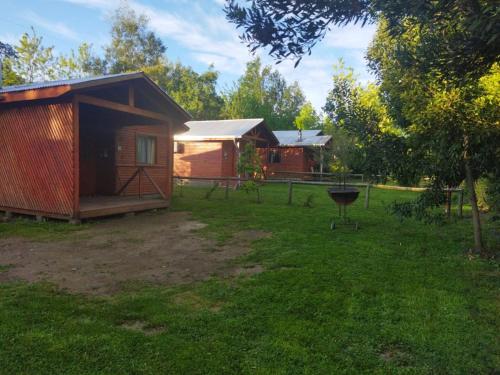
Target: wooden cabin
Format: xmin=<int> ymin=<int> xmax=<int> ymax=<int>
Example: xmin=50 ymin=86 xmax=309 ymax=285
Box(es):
xmin=174 ymin=119 xmax=278 ymax=180
xmin=0 ymin=72 xmax=190 ymax=222
xmin=259 ymin=130 xmax=332 ymax=178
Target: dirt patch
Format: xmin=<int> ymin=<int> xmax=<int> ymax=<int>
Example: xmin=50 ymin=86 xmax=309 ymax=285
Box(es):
xmin=173 ymin=291 xmax=223 ymax=312
xmin=120 ymin=320 xmax=166 ymax=336
xmin=0 ymin=211 xmax=270 ymax=295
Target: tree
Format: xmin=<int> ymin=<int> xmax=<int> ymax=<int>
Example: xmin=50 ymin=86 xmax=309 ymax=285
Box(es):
xmin=105 ymin=2 xmax=166 ymax=74
xmin=145 ymin=62 xmax=224 ymax=120
xmin=56 ymin=43 xmax=106 ymax=79
xmin=367 ymin=20 xmax=500 ymax=253
xmin=0 ymin=42 xmax=23 ymax=86
xmin=223 ymin=57 xmax=305 ymax=129
xmin=12 ymin=28 xmax=56 ymax=83
xmin=225 ymin=0 xmax=499 ymax=79
xmin=323 ymin=61 xmax=416 ymax=183
xmin=294 ymin=102 xmax=320 ymax=130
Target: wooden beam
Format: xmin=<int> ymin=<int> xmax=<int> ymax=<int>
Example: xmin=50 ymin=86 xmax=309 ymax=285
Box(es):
xmin=243 ymin=135 xmax=268 ymax=142
xmin=0 ymin=85 xmax=71 ymax=104
xmin=72 ymin=96 xmax=80 ymax=220
xmin=128 ymin=85 xmax=135 ymax=107
xmin=142 ymin=168 xmax=167 ymax=200
xmin=76 ymin=94 xmax=170 ymax=122
xmin=117 ymin=167 xmax=141 ymax=196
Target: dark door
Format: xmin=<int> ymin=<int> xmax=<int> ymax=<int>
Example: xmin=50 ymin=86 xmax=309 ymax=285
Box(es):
xmin=95 ymin=129 xmax=116 ymax=195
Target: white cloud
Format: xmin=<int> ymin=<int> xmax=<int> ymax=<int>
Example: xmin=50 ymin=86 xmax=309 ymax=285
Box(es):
xmin=57 ymin=0 xmax=375 ymax=111
xmin=24 ymin=11 xmax=80 ymax=41
xmin=325 ymin=22 xmax=377 ymax=49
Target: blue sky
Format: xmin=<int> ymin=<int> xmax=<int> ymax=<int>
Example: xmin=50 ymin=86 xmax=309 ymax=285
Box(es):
xmin=0 ymin=0 xmax=377 ymax=111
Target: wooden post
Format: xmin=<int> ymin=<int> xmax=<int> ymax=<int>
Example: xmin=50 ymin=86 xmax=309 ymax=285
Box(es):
xmin=3 ymin=211 xmax=13 ymax=222
xmin=287 ymin=180 xmax=293 ymax=205
xmin=458 ymin=189 xmax=464 ymax=218
xmin=319 ymin=147 xmax=324 ymax=182
xmin=364 ymin=183 xmax=370 ymax=209
xmin=139 ymin=168 xmax=142 ymax=198
xmin=225 ymin=179 xmax=229 ymax=199
xmin=445 ymin=189 xmax=452 ymax=219
xmin=72 ymin=96 xmax=80 ymax=222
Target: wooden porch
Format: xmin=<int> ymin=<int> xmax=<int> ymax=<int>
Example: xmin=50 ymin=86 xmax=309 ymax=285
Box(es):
xmin=79 ymin=196 xmax=169 ymax=219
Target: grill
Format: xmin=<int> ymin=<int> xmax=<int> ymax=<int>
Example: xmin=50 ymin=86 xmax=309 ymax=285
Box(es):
xmin=327 ymin=186 xmax=360 ymax=230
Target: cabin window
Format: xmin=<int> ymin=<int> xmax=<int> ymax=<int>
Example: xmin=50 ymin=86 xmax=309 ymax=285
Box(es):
xmin=136 ymin=135 xmax=156 ymax=165
xmin=174 ymin=142 xmax=184 ymax=154
xmin=268 ymin=149 xmax=281 ymax=163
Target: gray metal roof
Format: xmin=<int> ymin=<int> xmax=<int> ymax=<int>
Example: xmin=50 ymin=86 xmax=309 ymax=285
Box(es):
xmin=176 ymin=119 xmax=267 ymax=141
xmin=0 ymin=72 xmax=138 ymax=93
xmin=273 ymin=130 xmax=332 ymax=147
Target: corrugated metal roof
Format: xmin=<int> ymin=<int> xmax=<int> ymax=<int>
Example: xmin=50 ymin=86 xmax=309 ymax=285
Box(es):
xmin=273 ymin=130 xmax=332 ymax=147
xmin=0 ymin=72 xmax=137 ymax=93
xmin=176 ymin=119 xmax=266 ymax=140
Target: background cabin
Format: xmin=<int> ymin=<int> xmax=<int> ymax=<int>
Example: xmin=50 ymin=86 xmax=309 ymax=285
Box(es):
xmin=0 ymin=72 xmax=190 ymax=221
xmin=260 ymin=130 xmax=332 ymax=179
xmin=174 ymin=119 xmax=278 ymax=180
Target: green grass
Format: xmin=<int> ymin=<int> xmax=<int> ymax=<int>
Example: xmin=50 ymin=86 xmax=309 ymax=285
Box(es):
xmin=0 ymin=218 xmax=87 ymax=241
xmin=0 ymin=184 xmax=498 ymax=374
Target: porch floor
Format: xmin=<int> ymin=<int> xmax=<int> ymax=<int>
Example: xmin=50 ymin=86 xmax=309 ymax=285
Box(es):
xmin=79 ymin=196 xmax=169 ymax=219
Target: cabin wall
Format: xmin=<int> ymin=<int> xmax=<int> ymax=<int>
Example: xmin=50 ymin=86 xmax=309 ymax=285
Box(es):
xmin=221 ymin=141 xmax=236 ymax=177
xmin=260 ymin=147 xmax=314 ymax=176
xmin=174 ymin=141 xmax=224 ymax=177
xmin=115 ymin=124 xmax=170 ymax=197
xmin=0 ymin=102 xmax=75 ymax=217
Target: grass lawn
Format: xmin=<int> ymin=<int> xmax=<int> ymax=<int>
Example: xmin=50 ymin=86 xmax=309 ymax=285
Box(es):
xmin=0 ymin=184 xmax=498 ymax=374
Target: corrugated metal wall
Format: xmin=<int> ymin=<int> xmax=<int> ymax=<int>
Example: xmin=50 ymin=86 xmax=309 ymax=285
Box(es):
xmin=0 ymin=102 xmax=75 ymax=216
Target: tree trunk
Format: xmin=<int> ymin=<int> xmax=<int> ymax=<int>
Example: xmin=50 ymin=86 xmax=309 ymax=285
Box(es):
xmin=464 ymin=158 xmax=483 ymax=253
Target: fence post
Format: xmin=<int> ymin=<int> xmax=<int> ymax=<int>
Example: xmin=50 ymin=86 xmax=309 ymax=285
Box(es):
xmin=179 ymin=179 xmax=184 ymax=197
xmin=225 ymin=179 xmax=229 ymax=199
xmin=458 ymin=189 xmax=464 ymax=218
xmin=445 ymin=189 xmax=452 ymax=219
xmin=287 ymin=180 xmax=293 ymax=205
xmin=364 ymin=183 xmax=371 ymax=209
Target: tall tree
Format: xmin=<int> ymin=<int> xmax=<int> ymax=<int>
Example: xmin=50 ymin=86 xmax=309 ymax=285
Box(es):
xmin=323 ymin=61 xmax=416 ymax=183
xmin=294 ymin=102 xmax=320 ymax=130
xmin=367 ymin=20 xmax=500 ymax=252
xmin=0 ymin=42 xmax=22 ymax=86
xmin=12 ymin=28 xmax=56 ymax=83
xmin=105 ymin=3 xmax=166 ymax=74
xmin=145 ymin=62 xmax=224 ymax=120
xmin=223 ymin=57 xmax=305 ymax=129
xmin=56 ymin=43 xmax=106 ymax=79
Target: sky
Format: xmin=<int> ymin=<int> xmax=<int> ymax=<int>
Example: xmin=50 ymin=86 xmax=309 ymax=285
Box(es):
xmin=0 ymin=0 xmax=377 ymax=112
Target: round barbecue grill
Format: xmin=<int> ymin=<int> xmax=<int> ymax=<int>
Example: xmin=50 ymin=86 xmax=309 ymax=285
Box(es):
xmin=327 ymin=186 xmax=360 ymax=230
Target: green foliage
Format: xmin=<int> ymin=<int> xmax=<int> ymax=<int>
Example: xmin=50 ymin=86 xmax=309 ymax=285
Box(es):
xmin=1 ymin=58 xmax=24 ymax=86
xmin=104 ymin=3 xmax=166 ymax=74
xmin=294 ymin=102 xmax=319 ymax=130
xmin=237 ymin=143 xmax=263 ymax=179
xmin=56 ymin=43 xmax=106 ymax=78
xmin=485 ymin=176 xmax=500 ymax=218
xmin=222 ymin=57 xmax=305 ymax=130
xmin=323 ymin=60 xmax=417 ymax=183
xmin=145 ymin=62 xmax=223 ymax=120
xmin=12 ymin=27 xmax=56 ymax=83
xmin=225 ymin=1 xmax=499 ymax=80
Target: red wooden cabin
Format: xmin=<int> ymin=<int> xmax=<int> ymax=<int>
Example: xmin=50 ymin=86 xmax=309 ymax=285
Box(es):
xmin=260 ymin=130 xmax=332 ymax=178
xmin=174 ymin=119 xmax=278 ymax=180
xmin=0 ymin=72 xmax=190 ymax=222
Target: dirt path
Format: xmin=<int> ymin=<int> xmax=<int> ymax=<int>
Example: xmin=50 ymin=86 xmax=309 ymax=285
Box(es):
xmin=0 ymin=211 xmax=269 ymax=295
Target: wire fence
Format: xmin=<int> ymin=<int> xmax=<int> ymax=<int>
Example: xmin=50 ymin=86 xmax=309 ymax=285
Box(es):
xmin=173 ymin=176 xmax=465 ymax=218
